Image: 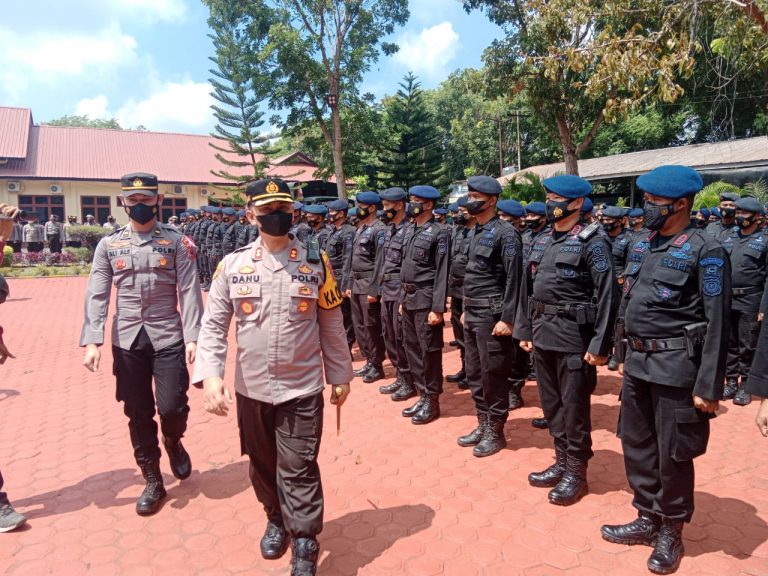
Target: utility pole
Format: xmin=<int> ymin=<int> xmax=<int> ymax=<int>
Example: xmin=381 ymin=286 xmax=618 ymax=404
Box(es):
xmin=516 ymin=109 xmax=521 ymax=173
xmin=498 ymin=115 xmax=504 ymax=176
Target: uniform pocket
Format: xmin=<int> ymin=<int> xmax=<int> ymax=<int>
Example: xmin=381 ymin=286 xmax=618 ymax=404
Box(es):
xmin=151 ymin=253 xmax=176 ymax=284
xmin=671 ymin=407 xmax=712 ymax=462
xmin=232 ymin=283 xmax=262 ymax=321
xmin=288 ymin=282 xmax=318 ymax=322
xmin=651 ymin=266 xmax=689 ymax=307
xmin=554 ymin=250 xmax=582 ymax=280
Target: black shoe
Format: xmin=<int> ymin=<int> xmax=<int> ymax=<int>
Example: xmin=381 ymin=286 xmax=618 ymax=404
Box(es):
xmin=528 ymin=449 xmax=567 ymax=488
xmin=722 ymin=378 xmax=738 ymax=400
xmin=607 ymin=356 xmax=619 ymax=371
xmin=163 ymin=437 xmax=192 ymax=480
xmin=411 ymin=394 xmax=440 ymax=425
xmin=458 ymin=414 xmax=487 ymax=447
xmin=291 ymin=537 xmax=320 ymax=576
xmin=379 ymin=375 xmax=403 ymax=395
xmin=136 ymin=461 xmax=167 ymax=516
xmin=548 ymin=457 xmax=588 ymax=506
xmin=402 ymin=396 xmax=425 ymax=417
xmin=457 ymin=380 xmax=470 ymax=390
xmin=353 ymin=362 xmax=373 ymax=377
xmin=509 ymin=385 xmax=525 ymax=411
xmin=647 ymin=520 xmax=684 ymax=575
xmin=473 ymin=418 xmax=506 ymax=457
xmin=526 ymin=370 xmax=537 ymax=381
xmin=532 ymin=417 xmax=549 ymax=429
xmin=392 ymin=382 xmax=418 ymax=402
xmin=446 ymin=369 xmax=466 ymax=383
xmin=449 ymin=340 xmax=459 ymax=347
xmin=601 ymin=512 xmax=661 ymax=547
xmin=260 ymin=520 xmax=289 ymax=560
xmin=733 ymin=386 xmax=752 ymax=406
xmin=362 ymin=365 xmax=385 ymax=383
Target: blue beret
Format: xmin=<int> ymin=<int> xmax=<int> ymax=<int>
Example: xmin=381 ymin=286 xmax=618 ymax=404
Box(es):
xmin=207 ymin=206 xmax=220 ymax=214
xmin=222 ymin=207 xmax=236 ymax=216
xmin=408 ymin=185 xmax=441 ymax=200
xmin=237 ymin=209 xmax=246 ymax=217
xmin=735 ymin=196 xmax=764 ymax=214
xmin=602 ymin=206 xmax=624 ymax=219
xmin=636 ymin=165 xmax=703 ymax=198
xmin=467 ymin=176 xmax=502 ymax=196
xmin=293 ymin=201 xmax=304 ymax=210
xmin=720 ymin=192 xmax=740 ymax=202
xmin=199 ymin=206 xmax=210 ymax=214
xmin=457 ymin=195 xmax=469 ymax=208
xmin=379 ymin=187 xmax=407 ymax=201
xmin=326 ymin=199 xmax=349 ymax=211
xmin=525 ymin=201 xmax=546 ymax=216
xmin=497 ymin=199 xmax=525 ymax=218
xmin=348 ymin=207 xmax=358 ymax=217
xmin=356 ymin=191 xmax=380 ymax=205
xmin=434 ymin=208 xmax=448 ymax=215
xmin=447 ymin=202 xmax=459 ymax=212
xmin=543 ymin=174 xmax=593 ymax=198
xmin=699 ymin=207 xmax=710 ymax=218
xmin=302 ymin=204 xmax=328 ymax=215
xmin=628 ymin=208 xmax=644 ymax=218
xmin=186 ymin=209 xmax=196 ymax=216
xmin=711 ymin=207 xmax=721 ymax=218
xmin=581 ymin=197 xmax=594 ymax=213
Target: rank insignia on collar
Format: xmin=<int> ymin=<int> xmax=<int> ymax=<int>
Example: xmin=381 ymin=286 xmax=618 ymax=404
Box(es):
xmin=289 ymin=248 xmax=299 ymax=261
xmin=154 ymin=229 xmax=161 ymax=236
xmin=253 ymin=247 xmax=263 ymax=260
xmin=241 ymin=301 xmax=254 ymax=314
xmin=212 ymin=262 xmax=223 ymax=280
xmin=155 ymin=239 xmax=172 ymax=246
xmin=297 ymin=300 xmax=310 ymax=313
xmin=115 ymin=259 xmax=126 ymax=270
xmin=239 ymin=266 xmax=255 ymax=274
xmin=569 ymin=225 xmax=582 ymax=236
xmin=672 ymin=234 xmax=689 ymax=247
xmin=237 ymin=285 xmax=253 ymax=296
xmin=298 ymin=264 xmax=312 ymax=274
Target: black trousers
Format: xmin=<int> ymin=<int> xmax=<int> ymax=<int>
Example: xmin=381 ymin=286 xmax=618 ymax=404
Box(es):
xmin=464 ymin=313 xmax=512 ymax=419
xmin=47 ymin=234 xmax=61 ymax=253
xmin=620 ymin=373 xmax=711 ymax=522
xmin=66 ymin=241 xmax=81 ymax=249
xmin=508 ymin=339 xmax=528 ymax=387
xmin=450 ymin=297 xmax=465 ymax=368
xmin=402 ymin=307 xmax=443 ymax=396
xmin=351 ymin=293 xmax=385 ymax=365
xmin=533 ymin=348 xmax=596 ymax=460
xmin=197 ymin=251 xmax=209 ymax=285
xmin=381 ymin=299 xmax=410 ymax=376
xmin=0 ymin=468 xmax=8 ymax=505
xmin=726 ymin=308 xmax=760 ymax=381
xmin=8 ymin=241 xmax=21 ymax=253
xmin=341 ymin=297 xmax=355 ymax=350
xmin=237 ymin=391 xmax=324 ymax=538
xmin=112 ymin=328 xmax=190 ymax=466
xmin=26 ymin=242 xmax=43 ymax=252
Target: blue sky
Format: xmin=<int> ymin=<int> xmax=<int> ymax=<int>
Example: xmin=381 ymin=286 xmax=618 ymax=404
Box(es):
xmin=0 ymin=0 xmax=503 ymax=135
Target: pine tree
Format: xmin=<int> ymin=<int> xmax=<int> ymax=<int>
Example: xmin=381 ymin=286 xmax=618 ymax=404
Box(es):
xmin=378 ymin=73 xmax=443 ymax=190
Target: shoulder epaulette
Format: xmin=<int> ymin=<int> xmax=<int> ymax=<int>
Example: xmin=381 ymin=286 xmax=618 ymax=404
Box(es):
xmin=577 ymin=222 xmax=601 ymax=241
xmin=232 ymin=244 xmax=250 ymax=254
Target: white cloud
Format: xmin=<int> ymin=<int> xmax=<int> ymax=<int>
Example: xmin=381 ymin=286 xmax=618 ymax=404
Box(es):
xmin=408 ymin=0 xmax=463 ymax=24
xmin=115 ymin=81 xmax=215 ymax=132
xmin=393 ymin=22 xmax=460 ymax=79
xmin=75 ymin=95 xmax=112 ymax=119
xmin=110 ymin=0 xmax=187 ymax=23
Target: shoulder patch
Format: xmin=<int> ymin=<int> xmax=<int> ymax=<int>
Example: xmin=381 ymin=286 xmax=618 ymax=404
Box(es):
xmin=318 ymin=252 xmax=343 ymax=310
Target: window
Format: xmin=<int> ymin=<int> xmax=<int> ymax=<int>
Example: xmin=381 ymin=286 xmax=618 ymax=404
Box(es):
xmin=81 ymin=196 xmax=112 ymax=225
xmin=18 ymin=195 xmax=65 ymax=222
xmin=161 ymin=198 xmax=187 ymax=224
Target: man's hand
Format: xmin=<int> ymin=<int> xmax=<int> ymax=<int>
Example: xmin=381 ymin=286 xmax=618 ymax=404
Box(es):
xmin=584 ymin=352 xmax=608 ymax=366
xmin=83 ymin=344 xmax=101 ymax=372
xmin=520 ymin=340 xmax=533 ymax=353
xmin=693 ymin=395 xmax=719 ymax=414
xmin=758 ymin=312 xmax=764 ymax=322
xmin=344 ymin=289 xmax=352 ymax=299
xmin=185 ymin=342 xmax=197 ymax=364
xmin=427 ymin=311 xmax=444 ymax=326
xmin=618 ymin=363 xmax=624 ymax=376
xmin=203 ymin=377 xmax=232 ymax=416
xmin=756 ymin=398 xmax=768 ymax=437
xmin=492 ymin=321 xmax=513 ymax=337
xmin=330 ymin=383 xmax=350 ymax=407
xmin=367 ymin=295 xmax=377 ymax=304
xmin=460 ymin=313 xmax=465 ymax=325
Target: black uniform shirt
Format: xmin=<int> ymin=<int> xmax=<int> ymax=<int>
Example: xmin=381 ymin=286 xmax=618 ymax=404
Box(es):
xmin=350 ymin=220 xmax=387 ymax=296
xmin=622 ymin=225 xmax=730 ymax=399
xmin=326 ymin=222 xmax=355 ymax=290
xmin=195 ymin=219 xmax=211 ymax=251
xmin=309 ymin=224 xmax=333 ymax=251
xmin=705 ymin=221 xmax=736 ymax=242
xmin=400 ymin=219 xmax=450 ymax=312
xmin=380 ymin=220 xmax=410 ymax=302
xmin=290 ymin=222 xmax=312 ymax=244
xmin=448 ymin=226 xmax=470 ymax=300
xmin=722 ymin=229 xmax=768 ymax=312
xmin=463 ymin=216 xmax=521 ymax=325
xmin=222 ymin=221 xmax=240 ymax=255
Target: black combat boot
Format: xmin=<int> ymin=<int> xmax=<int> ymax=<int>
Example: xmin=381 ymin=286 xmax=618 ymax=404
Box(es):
xmin=391 ymin=377 xmax=418 ymax=402
xmin=411 ymin=394 xmax=440 ymax=425
xmin=508 ymin=382 xmax=525 ymax=410
xmin=446 ymin=368 xmax=466 ymax=383
xmin=457 ymin=379 xmax=470 ymax=390
xmin=528 ymin=448 xmax=567 ymax=488
xmin=733 ymin=379 xmax=752 ymax=406
xmin=353 ymin=362 xmax=373 ymax=377
xmin=473 ymin=418 xmax=506 ymax=458
xmin=601 ymin=511 xmax=661 ymax=546
xmin=548 ymin=456 xmax=588 ymax=506
xmin=379 ymin=374 xmax=403 ymax=395
xmin=402 ymin=395 xmax=425 ymax=417
xmin=532 ymin=417 xmax=549 ymax=429
xmin=362 ymin=364 xmax=385 ymax=383
xmin=260 ymin=520 xmax=289 ymax=559
xmin=163 ymin=436 xmax=192 ymax=480
xmin=136 ymin=461 xmax=167 ymax=516
xmin=449 ymin=339 xmax=459 ymax=347
xmin=457 ymin=413 xmax=487 ymax=447
xmin=291 ymin=537 xmax=320 ymax=576
xmin=607 ymin=355 xmax=620 ymax=371
xmin=647 ymin=519 xmax=684 ymax=574
xmin=722 ymin=377 xmax=738 ymax=400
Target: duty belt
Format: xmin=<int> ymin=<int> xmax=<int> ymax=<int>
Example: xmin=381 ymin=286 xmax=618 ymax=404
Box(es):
xmin=732 ymin=286 xmax=762 ymax=296
xmin=627 ymin=336 xmax=687 ymax=352
xmin=529 ymin=298 xmax=596 ymax=324
xmin=464 ymin=295 xmax=503 ymax=308
xmin=382 ymin=273 xmax=400 ymax=281
xmin=402 ymin=283 xmax=420 ymax=294
xmin=352 ymin=271 xmax=372 ymax=280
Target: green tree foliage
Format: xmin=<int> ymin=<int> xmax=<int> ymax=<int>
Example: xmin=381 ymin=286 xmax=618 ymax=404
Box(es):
xmin=694 ymin=181 xmax=740 ymax=209
xmin=378 ymin=73 xmax=443 ymax=190
xmin=501 ymin=172 xmax=546 ymax=203
xmin=43 ymin=115 xmax=124 ymax=129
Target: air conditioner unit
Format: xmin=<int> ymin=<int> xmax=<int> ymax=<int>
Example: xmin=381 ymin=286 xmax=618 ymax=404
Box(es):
xmin=49 ymin=184 xmax=63 ymax=194
xmin=173 ymin=184 xmax=186 ymax=195
xmin=200 ymin=188 xmax=210 ymax=197
xmin=6 ymin=181 xmax=21 ymax=193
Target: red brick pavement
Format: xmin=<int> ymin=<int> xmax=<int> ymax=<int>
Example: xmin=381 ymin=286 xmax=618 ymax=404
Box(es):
xmin=0 ymin=276 xmax=767 ymax=575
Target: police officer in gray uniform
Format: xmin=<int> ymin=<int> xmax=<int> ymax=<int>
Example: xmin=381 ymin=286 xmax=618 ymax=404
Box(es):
xmin=326 ymin=200 xmax=356 ymax=351
xmin=81 ymin=172 xmax=203 ymax=515
xmin=193 ymin=178 xmax=352 ymax=576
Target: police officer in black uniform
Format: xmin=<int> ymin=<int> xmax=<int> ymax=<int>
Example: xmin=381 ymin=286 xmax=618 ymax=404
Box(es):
xmin=705 ymin=191 xmax=739 ymax=241
xmin=222 ymin=207 xmax=240 ymax=256
xmin=345 ymin=192 xmax=388 ymax=383
xmin=326 ymin=200 xmax=357 ymax=353
xmin=205 ymin=207 xmax=225 ymax=284
xmin=303 ymin=204 xmax=332 ymax=251
xmin=515 ymin=175 xmax=616 ymax=505
xmin=399 ymin=186 xmax=450 ymax=425
xmin=446 ymin=195 xmax=473 ymax=390
xmin=747 ymin=318 xmax=768 ymax=436
xmin=235 ymin=209 xmax=259 ymax=249
xmin=601 ymin=165 xmax=729 ymax=575
xmin=290 ymin=201 xmax=312 ymax=243
xmin=497 ymin=199 xmax=527 ymax=232
xmin=721 ymin=196 xmax=767 ymax=406
xmin=601 ymin=206 xmax=630 ymax=371
xmin=195 ymin=207 xmax=212 ymax=288
xmin=457 ymin=176 xmax=522 ymax=457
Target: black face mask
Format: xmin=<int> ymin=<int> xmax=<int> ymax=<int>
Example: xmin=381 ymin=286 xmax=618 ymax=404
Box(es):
xmin=695 ymin=218 xmax=708 ymax=228
xmin=357 ymin=206 xmax=372 ymax=219
xmin=629 ymin=218 xmax=643 ymax=228
xmin=126 ymin=202 xmax=158 ymax=225
xmin=643 ymin=200 xmax=676 ymax=231
xmin=465 ymin=199 xmax=486 ymax=216
xmin=382 ymin=208 xmax=398 ymax=223
xmin=602 ymin=221 xmax=619 ymax=232
xmin=257 ymin=211 xmax=293 ymax=237
xmin=720 ymin=207 xmax=736 ymax=219
xmin=306 ymin=217 xmax=323 ymax=228
xmin=453 ymin=214 xmax=468 ymax=225
xmin=405 ymin=202 xmax=424 ymax=218
xmin=546 ymin=199 xmax=576 ymax=223
xmin=736 ymin=215 xmax=755 ymax=229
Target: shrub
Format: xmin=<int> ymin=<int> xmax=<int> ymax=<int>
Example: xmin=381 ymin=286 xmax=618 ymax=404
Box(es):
xmin=2 ymin=246 xmax=12 ymax=267
xmin=69 ymin=225 xmax=110 ymax=249
xmin=63 ymin=246 xmax=94 ymax=263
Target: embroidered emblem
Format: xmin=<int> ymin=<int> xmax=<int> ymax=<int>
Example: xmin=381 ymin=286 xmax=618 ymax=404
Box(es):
xmin=254 ymin=247 xmax=263 ymax=260
xmin=590 ymin=243 xmax=609 ymax=273
xmin=569 ymin=225 xmax=582 ymax=236
xmin=115 ymin=259 xmax=126 ymax=270
xmin=289 ymin=248 xmax=299 ymax=260
xmin=658 ymin=286 xmax=673 ymax=301
xmin=700 ymin=258 xmax=724 ymax=267
xmin=266 ymin=180 xmax=279 ymax=193
xmin=241 ymin=301 xmax=254 ymax=314
xmin=132 ymin=178 xmax=143 ymax=188
xmin=634 ymin=241 xmax=649 ymax=253
xmin=703 ymin=276 xmax=722 ymax=297
xmin=159 ymin=257 xmax=168 ymax=266
xmin=672 ymin=234 xmax=688 ymax=247
xmin=155 ymin=239 xmax=172 ymax=246
xmin=181 ymin=236 xmax=196 ymax=259
xmin=298 ymin=286 xmax=313 ymax=296
xmin=237 ymin=286 xmax=253 ymax=296
xmin=239 ymin=266 xmax=255 ymax=274
xmin=297 ymin=300 xmax=310 ymax=313
xmin=553 ymin=207 xmax=563 ymax=219
xmin=298 ymin=264 xmax=312 ymax=274
xmin=108 ymin=241 xmax=129 ymax=248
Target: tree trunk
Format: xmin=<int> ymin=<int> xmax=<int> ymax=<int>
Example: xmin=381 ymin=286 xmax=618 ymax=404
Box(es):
xmin=556 ymin=115 xmax=579 ymax=175
xmin=331 ymin=106 xmax=346 ymax=199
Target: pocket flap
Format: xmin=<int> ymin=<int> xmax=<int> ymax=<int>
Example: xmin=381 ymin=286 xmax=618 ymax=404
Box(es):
xmin=554 ymin=250 xmax=582 ymax=266
xmin=150 ymin=253 xmax=173 ymax=269
xmin=230 ymin=284 xmax=261 ymax=298
xmin=653 ymin=266 xmax=690 ymax=286
xmin=111 ymin=255 xmax=133 ymax=273
xmin=289 ymin=283 xmax=318 ymax=299
xmin=473 ymin=243 xmax=494 ymax=258
xmin=674 ymin=407 xmax=715 ymax=424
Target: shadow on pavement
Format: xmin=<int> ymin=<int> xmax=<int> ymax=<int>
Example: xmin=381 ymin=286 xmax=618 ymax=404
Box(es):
xmin=0 ymin=389 xmax=20 ymax=401
xmin=319 ymin=503 xmax=436 ymax=575
xmin=687 ymin=491 xmax=768 ymax=558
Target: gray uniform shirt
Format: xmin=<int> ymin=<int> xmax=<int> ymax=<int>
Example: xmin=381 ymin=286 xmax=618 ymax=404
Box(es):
xmin=23 ymin=223 xmax=45 ymax=242
xmin=192 ymin=236 xmax=353 ymax=404
xmin=45 ymin=221 xmax=62 ymax=238
xmin=80 ymin=224 xmax=203 ymax=350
